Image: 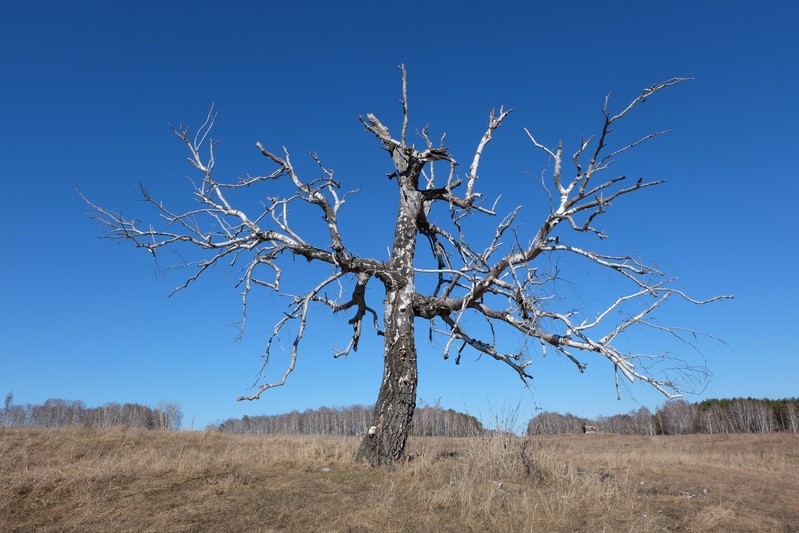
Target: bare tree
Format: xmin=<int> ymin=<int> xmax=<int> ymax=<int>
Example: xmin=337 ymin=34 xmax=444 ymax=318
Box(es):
xmin=527 ymin=411 xmax=585 ymax=435
xmin=83 ymin=66 xmax=730 ymax=465
xmin=655 ymin=399 xmax=698 ymax=434
xmin=631 ymin=407 xmax=656 ymax=436
xmin=156 ymin=401 xmax=183 ymax=431
xmin=786 ymin=402 xmax=799 ymax=433
xmin=1 ymin=392 xmax=13 ymax=426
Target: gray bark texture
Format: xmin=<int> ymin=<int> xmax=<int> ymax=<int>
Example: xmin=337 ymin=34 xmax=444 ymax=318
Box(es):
xmin=355 ymin=149 xmax=422 ymax=465
xmin=354 ymin=285 xmax=418 ymax=464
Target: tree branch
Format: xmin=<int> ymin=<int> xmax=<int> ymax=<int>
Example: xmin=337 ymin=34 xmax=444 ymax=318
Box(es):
xmin=85 ymin=73 xmax=728 ymax=409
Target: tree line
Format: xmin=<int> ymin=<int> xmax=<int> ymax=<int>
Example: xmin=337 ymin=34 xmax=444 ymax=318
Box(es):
xmin=213 ymin=405 xmax=484 ymax=438
xmin=527 ymin=397 xmax=799 ymax=436
xmin=655 ymin=397 xmax=799 ymax=434
xmin=1 ymin=393 xmax=182 ymax=430
xmin=9 ymin=393 xmax=795 ymax=437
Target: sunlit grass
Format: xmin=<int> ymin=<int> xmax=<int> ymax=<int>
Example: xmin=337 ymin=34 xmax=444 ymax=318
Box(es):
xmin=1 ymin=427 xmax=797 ymax=532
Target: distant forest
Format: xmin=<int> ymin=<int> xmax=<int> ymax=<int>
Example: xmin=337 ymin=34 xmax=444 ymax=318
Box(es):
xmin=212 ymin=397 xmax=799 ymax=437
xmin=0 ymin=393 xmax=182 ymax=430
xmin=4 ymin=393 xmax=797 ymax=436
xmin=528 ymin=398 xmax=799 ymax=435
xmin=213 ymin=405 xmax=484 ymax=438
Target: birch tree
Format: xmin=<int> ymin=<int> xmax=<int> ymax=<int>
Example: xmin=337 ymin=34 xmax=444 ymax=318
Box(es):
xmin=84 ymin=66 xmax=730 ymax=465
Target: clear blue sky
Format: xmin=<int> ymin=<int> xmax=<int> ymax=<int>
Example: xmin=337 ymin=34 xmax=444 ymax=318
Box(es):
xmin=1 ymin=1 xmax=797 ymax=430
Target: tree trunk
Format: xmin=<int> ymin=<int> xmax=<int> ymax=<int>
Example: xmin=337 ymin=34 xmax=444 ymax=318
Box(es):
xmin=355 ymin=283 xmax=418 ymax=465
xmin=355 ymin=162 xmax=421 ymax=466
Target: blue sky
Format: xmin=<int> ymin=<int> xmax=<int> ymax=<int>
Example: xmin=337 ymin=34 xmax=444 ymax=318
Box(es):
xmin=1 ymin=1 xmax=797 ymax=430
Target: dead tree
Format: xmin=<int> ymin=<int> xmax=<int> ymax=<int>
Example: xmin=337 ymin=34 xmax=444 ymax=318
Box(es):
xmin=83 ymin=66 xmax=730 ymax=465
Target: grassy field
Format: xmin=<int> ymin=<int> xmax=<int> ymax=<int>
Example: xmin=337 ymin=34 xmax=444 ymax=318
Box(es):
xmin=1 ymin=427 xmax=797 ymax=532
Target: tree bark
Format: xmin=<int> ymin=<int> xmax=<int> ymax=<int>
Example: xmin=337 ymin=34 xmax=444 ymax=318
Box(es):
xmin=355 ymin=153 xmax=421 ymax=466
xmin=355 ymin=283 xmax=418 ymax=465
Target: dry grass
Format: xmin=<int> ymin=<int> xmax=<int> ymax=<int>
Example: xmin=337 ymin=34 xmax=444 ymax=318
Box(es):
xmin=1 ymin=428 xmax=797 ymax=532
